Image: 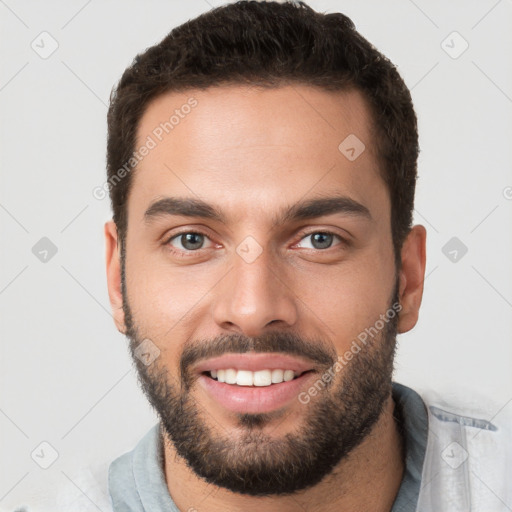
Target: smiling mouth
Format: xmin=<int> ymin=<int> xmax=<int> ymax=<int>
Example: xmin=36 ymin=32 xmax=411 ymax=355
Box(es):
xmin=203 ymin=368 xmax=312 ymax=387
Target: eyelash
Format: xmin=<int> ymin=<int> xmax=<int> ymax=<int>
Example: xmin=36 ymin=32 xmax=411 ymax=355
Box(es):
xmin=164 ymin=229 xmax=348 ymax=257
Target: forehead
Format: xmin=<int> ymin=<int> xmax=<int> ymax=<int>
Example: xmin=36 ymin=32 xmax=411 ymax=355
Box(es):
xmin=129 ymin=84 xmax=388 ymax=226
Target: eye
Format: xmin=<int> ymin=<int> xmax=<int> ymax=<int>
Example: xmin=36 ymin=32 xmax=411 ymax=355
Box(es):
xmin=296 ymin=231 xmax=343 ymax=250
xmin=167 ymin=232 xmax=214 ymax=251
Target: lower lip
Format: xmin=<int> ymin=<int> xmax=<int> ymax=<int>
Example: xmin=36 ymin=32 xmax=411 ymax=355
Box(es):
xmin=198 ymin=372 xmax=314 ymax=414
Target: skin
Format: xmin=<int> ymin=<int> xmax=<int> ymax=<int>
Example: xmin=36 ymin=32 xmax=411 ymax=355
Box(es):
xmin=105 ymin=84 xmax=426 ymax=511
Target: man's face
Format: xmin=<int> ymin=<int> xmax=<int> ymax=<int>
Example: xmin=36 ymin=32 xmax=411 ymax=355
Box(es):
xmin=116 ymin=85 xmax=402 ymax=494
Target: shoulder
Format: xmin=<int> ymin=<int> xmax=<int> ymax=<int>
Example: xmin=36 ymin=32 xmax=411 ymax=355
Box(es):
xmin=7 ymin=424 xmax=161 ymax=512
xmin=414 ymin=387 xmax=512 ymax=511
xmin=7 ymin=461 xmax=113 ymax=512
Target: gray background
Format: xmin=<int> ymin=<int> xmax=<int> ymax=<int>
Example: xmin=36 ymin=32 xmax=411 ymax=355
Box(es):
xmin=1 ymin=0 xmax=511 ymax=508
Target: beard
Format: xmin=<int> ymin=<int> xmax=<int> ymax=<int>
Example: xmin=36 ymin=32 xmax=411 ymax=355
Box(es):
xmin=122 ymin=265 xmax=400 ymax=497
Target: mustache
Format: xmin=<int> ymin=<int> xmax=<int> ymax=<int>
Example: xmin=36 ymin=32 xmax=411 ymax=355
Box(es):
xmin=180 ymin=331 xmax=337 ymax=380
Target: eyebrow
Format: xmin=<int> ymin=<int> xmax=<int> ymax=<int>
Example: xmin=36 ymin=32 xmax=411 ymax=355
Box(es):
xmin=143 ymin=195 xmax=372 ymax=227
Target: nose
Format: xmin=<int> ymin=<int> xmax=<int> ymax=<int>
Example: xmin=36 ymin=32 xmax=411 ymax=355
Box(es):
xmin=212 ymin=245 xmax=298 ymax=337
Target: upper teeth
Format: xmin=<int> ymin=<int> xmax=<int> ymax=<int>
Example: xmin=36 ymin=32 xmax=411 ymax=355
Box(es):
xmin=210 ymin=369 xmax=297 ymax=386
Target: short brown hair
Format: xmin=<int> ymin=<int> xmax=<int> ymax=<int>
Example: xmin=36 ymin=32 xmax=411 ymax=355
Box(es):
xmin=106 ymin=0 xmax=419 ymax=269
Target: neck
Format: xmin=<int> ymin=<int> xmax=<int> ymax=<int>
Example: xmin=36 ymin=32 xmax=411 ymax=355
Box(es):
xmin=162 ymin=395 xmax=404 ymax=512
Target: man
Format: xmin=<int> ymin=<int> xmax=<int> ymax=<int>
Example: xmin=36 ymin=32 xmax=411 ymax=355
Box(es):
xmin=101 ymin=1 xmax=510 ymax=511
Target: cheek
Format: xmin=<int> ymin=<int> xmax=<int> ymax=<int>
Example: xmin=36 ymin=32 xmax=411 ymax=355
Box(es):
xmin=124 ymin=253 xmax=221 ymax=340
xmin=294 ymin=259 xmax=394 ymax=351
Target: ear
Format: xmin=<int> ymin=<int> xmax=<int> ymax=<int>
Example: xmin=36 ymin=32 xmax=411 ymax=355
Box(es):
xmin=105 ymin=220 xmax=126 ymax=334
xmin=397 ymin=225 xmax=427 ymax=334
